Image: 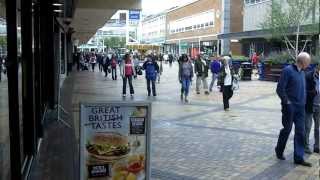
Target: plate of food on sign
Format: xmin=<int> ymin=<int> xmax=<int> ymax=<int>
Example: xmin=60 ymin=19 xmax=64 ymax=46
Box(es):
xmin=112 ymin=154 xmax=145 ymax=180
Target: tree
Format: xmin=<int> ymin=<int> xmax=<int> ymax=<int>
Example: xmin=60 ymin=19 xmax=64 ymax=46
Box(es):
xmin=104 ymin=37 xmax=126 ymax=48
xmin=0 ymin=36 xmax=6 ymax=47
xmin=262 ymin=0 xmax=319 ymax=59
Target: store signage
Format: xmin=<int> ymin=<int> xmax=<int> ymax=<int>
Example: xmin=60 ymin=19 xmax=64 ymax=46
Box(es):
xmin=129 ymin=10 xmax=140 ymax=20
xmin=80 ymin=102 xmax=151 ymax=180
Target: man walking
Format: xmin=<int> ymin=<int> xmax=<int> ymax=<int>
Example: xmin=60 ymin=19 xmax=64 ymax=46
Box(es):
xmin=304 ymin=64 xmax=320 ymax=154
xmin=194 ymin=54 xmax=209 ymax=95
xmin=209 ymin=57 xmax=221 ymax=92
xmin=143 ymin=55 xmax=159 ymax=97
xmin=275 ymin=52 xmax=312 ymax=167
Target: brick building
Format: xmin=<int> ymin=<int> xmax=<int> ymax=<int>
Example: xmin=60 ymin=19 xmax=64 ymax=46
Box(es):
xmin=164 ymin=0 xmax=222 ymax=58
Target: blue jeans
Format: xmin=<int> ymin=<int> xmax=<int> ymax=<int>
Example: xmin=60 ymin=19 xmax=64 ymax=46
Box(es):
xmin=181 ymin=78 xmax=191 ymax=96
xmin=276 ymin=104 xmax=305 ymax=161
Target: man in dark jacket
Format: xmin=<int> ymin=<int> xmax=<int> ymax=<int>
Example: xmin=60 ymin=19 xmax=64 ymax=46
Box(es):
xmin=194 ymin=54 xmax=209 ymax=95
xmin=209 ymin=57 xmax=221 ymax=92
xmin=275 ymin=52 xmax=312 ymax=167
xmin=143 ymin=55 xmax=159 ymax=96
xmin=304 ymin=64 xmax=320 ymax=154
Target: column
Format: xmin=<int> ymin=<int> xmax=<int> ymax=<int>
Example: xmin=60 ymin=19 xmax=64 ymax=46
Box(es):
xmin=221 ymin=0 xmax=231 ymax=54
xmin=5 ymin=0 xmax=22 ymax=178
xmin=21 ymin=0 xmax=36 ymax=155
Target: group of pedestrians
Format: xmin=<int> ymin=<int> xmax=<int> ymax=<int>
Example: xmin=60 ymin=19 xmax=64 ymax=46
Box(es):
xmin=275 ymin=52 xmax=319 ymax=167
xmin=178 ymin=54 xmax=237 ymax=110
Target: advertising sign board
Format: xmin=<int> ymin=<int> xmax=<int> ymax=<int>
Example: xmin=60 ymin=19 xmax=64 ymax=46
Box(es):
xmin=80 ymin=102 xmax=151 ymax=180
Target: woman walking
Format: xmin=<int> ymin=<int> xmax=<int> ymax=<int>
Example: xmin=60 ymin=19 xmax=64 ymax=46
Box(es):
xmin=178 ymin=54 xmax=194 ymax=103
xmin=120 ymin=53 xmax=136 ymax=97
xmin=111 ymin=54 xmax=118 ymax=80
xmin=218 ymin=56 xmax=235 ymax=111
xmin=89 ymin=53 xmax=97 ymax=72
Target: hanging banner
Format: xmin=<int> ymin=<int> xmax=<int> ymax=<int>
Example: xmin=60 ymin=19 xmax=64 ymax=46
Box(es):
xmin=80 ymin=102 xmax=151 ymax=180
xmin=129 ymin=10 xmax=140 ymax=20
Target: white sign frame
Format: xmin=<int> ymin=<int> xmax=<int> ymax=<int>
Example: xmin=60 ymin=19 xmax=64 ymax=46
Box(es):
xmin=79 ymin=101 xmax=152 ymax=180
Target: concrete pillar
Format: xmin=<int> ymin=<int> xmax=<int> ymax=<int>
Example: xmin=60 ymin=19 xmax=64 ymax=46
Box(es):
xmin=221 ymin=0 xmax=231 ymax=55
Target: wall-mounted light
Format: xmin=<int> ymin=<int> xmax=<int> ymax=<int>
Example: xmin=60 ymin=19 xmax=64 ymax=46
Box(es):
xmin=54 ymin=9 xmax=63 ymax=13
xmin=231 ymin=39 xmax=239 ymax=43
xmin=53 ymin=3 xmax=63 ymax=6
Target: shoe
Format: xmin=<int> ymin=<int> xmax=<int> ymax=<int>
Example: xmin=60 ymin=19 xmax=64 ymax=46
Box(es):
xmin=305 ymin=148 xmax=312 ymax=154
xmin=148 ymin=93 xmax=150 ymax=97
xmin=294 ymin=160 xmax=312 ymax=167
xmin=122 ymin=94 xmax=126 ymax=97
xmin=153 ymin=94 xmax=157 ymax=97
xmin=224 ymin=108 xmax=230 ymax=111
xmin=180 ymin=94 xmax=183 ymax=101
xmin=275 ymin=148 xmax=285 ymax=160
xmin=205 ymin=91 xmax=209 ymax=95
xmin=314 ymin=148 xmax=320 ymax=153
xmin=185 ymin=98 xmax=189 ymax=103
xmin=130 ymin=94 xmax=134 ymax=97
xmin=196 ymin=92 xmax=200 ymax=94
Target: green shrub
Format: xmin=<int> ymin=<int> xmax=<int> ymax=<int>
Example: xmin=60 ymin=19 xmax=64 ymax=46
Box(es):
xmin=232 ymin=55 xmax=249 ymax=61
xmin=266 ymin=51 xmax=295 ymax=65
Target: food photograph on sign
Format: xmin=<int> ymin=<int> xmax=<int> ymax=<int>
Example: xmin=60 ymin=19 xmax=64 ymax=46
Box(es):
xmin=80 ymin=104 xmax=149 ymax=180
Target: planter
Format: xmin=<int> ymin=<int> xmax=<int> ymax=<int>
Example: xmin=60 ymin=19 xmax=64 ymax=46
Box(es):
xmin=262 ymin=63 xmax=318 ymax=82
xmin=263 ymin=64 xmax=288 ymax=82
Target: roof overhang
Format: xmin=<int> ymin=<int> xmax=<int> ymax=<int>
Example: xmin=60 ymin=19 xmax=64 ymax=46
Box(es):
xmin=71 ymin=0 xmax=141 ymax=44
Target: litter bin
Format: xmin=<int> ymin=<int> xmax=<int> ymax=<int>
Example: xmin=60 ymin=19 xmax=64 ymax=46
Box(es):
xmin=258 ymin=62 xmax=265 ymax=80
xmin=241 ymin=62 xmax=252 ymax=80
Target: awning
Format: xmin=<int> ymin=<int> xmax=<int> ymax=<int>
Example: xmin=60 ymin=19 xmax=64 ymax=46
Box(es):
xmin=71 ymin=0 xmax=141 ymax=44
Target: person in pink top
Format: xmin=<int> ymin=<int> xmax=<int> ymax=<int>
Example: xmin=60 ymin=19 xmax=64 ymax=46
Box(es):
xmin=120 ymin=53 xmax=136 ymax=97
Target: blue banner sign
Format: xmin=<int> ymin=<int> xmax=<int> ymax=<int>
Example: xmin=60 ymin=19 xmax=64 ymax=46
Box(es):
xmin=129 ymin=10 xmax=140 ymax=20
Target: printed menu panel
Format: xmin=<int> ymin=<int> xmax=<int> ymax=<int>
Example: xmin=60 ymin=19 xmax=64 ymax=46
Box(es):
xmin=80 ymin=102 xmax=151 ymax=180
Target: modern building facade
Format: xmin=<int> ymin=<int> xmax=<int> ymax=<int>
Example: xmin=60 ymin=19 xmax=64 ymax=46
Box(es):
xmin=165 ymin=0 xmax=222 ymax=58
xmin=140 ymin=12 xmax=167 ymax=45
xmin=219 ymin=0 xmax=319 ymax=57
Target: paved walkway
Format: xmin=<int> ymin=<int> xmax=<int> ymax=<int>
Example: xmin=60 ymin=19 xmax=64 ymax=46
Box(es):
xmin=68 ymin=62 xmax=319 ymax=180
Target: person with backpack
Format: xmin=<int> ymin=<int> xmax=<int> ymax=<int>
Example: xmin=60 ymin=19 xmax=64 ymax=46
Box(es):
xmin=120 ymin=53 xmax=136 ymax=97
xmin=111 ymin=54 xmax=118 ymax=80
xmin=209 ymin=57 xmax=221 ymax=92
xmin=143 ymin=55 xmax=160 ymax=97
xmin=194 ymin=54 xmax=209 ymax=95
xmin=178 ymin=54 xmax=194 ymax=103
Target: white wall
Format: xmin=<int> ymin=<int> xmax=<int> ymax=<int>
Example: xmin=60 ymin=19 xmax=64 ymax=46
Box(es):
xmin=243 ymin=0 xmax=272 ymax=31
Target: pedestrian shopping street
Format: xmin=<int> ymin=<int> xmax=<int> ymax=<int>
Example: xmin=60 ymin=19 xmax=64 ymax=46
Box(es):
xmin=24 ymin=62 xmax=319 ymax=180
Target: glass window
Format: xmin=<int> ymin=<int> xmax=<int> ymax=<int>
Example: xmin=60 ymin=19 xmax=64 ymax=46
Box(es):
xmin=197 ymin=24 xmax=200 ymax=28
xmin=209 ymin=21 xmax=214 ymax=26
xmin=205 ymin=22 xmax=209 ymax=27
xmin=0 ymin=14 xmax=11 ymax=180
xmin=201 ymin=24 xmax=204 ymax=28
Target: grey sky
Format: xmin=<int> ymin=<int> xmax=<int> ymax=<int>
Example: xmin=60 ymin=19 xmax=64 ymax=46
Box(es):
xmin=142 ymin=0 xmax=197 ymax=15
